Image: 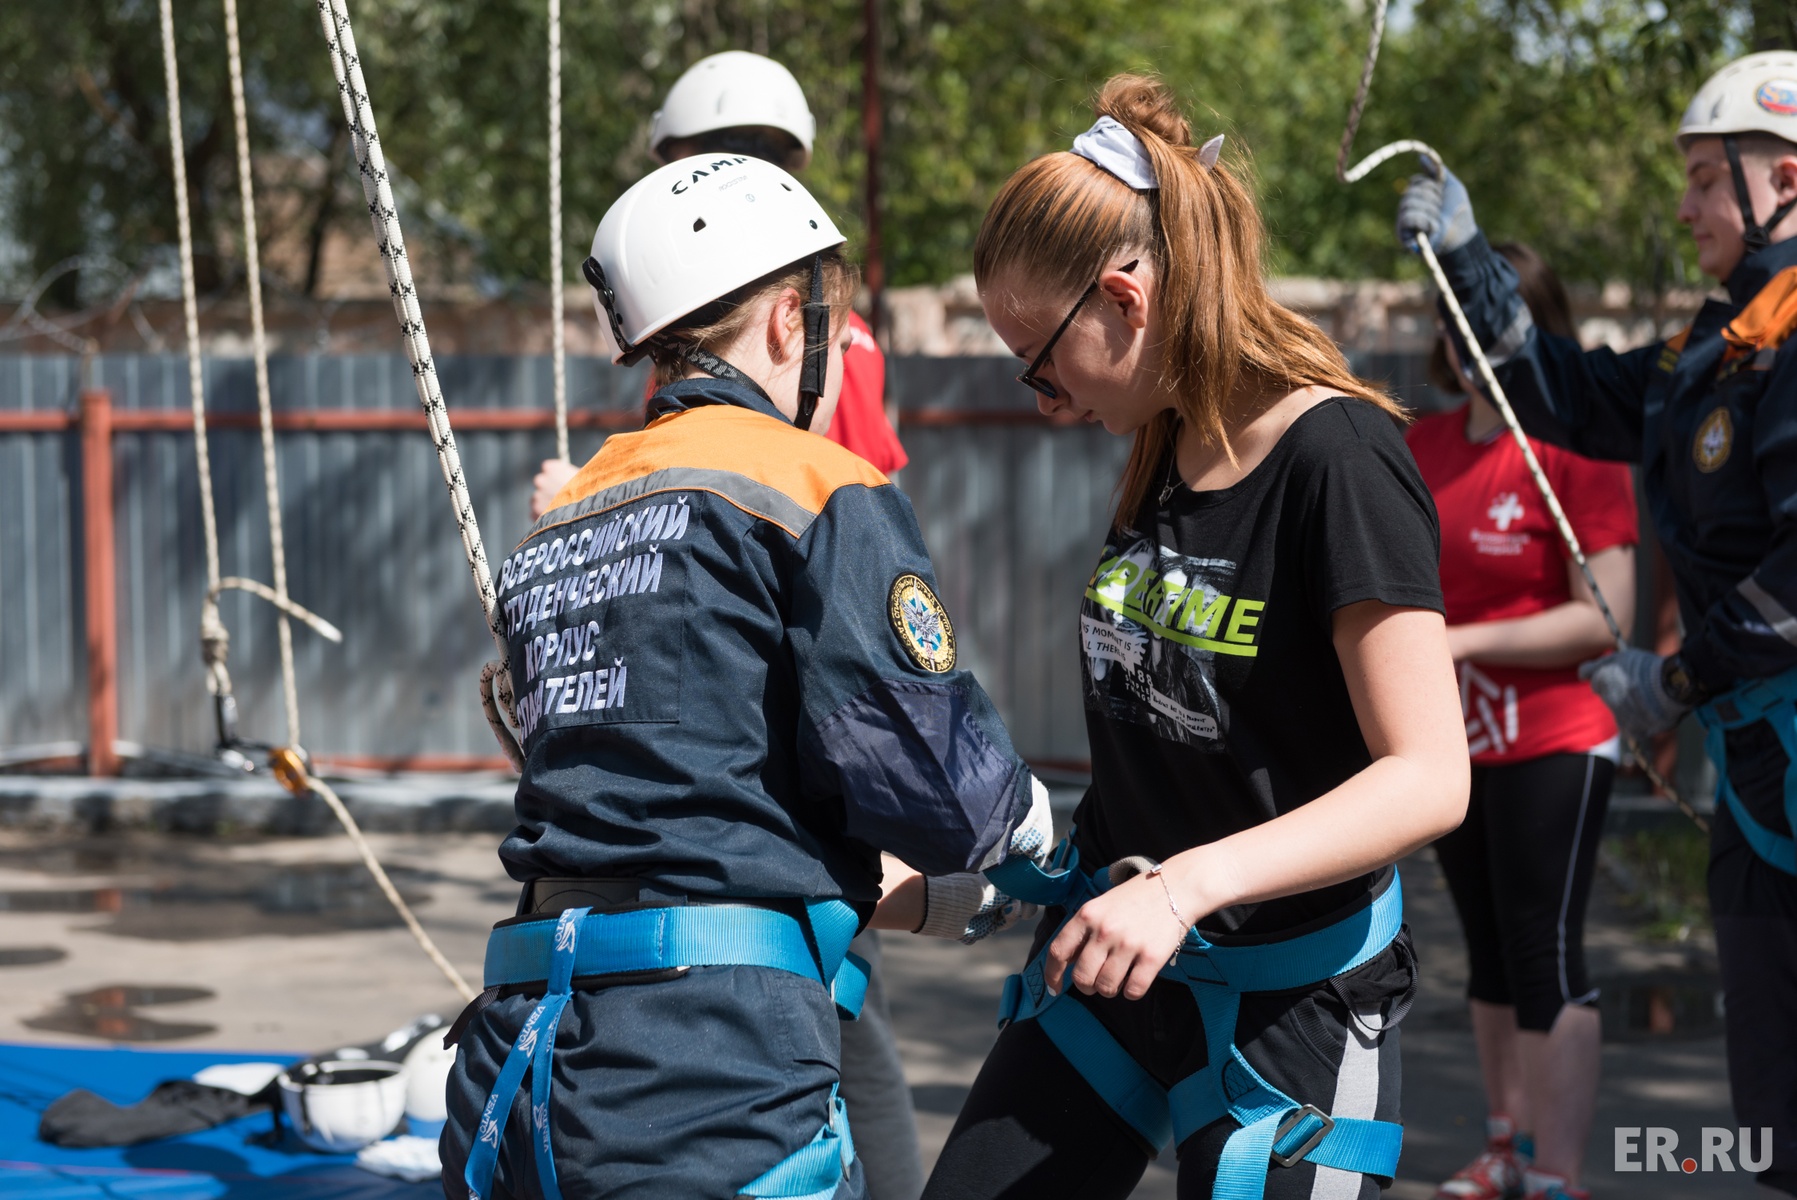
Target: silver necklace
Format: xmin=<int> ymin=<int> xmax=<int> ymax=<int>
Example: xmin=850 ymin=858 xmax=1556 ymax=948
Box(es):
xmin=1159 ymin=451 xmax=1183 ymax=505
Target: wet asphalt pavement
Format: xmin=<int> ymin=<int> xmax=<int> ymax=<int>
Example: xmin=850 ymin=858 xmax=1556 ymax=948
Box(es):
xmin=0 ymin=823 xmax=1753 ymax=1197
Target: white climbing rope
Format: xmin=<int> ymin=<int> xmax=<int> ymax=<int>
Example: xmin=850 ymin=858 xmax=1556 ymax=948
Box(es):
xmin=158 ymin=1 xmax=479 ymax=1005
xmin=548 ymin=0 xmax=569 ymax=463
xmin=223 ymin=0 xmax=302 ymax=752
xmin=313 ymin=0 xmax=526 ymax=771
xmin=158 ymin=0 xmax=222 ymax=610
xmin=1337 ymin=0 xmax=1708 ymax=832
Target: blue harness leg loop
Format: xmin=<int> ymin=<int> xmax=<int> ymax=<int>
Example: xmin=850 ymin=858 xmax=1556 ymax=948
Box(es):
xmin=465 ymin=905 xmax=589 ymax=1200
xmin=996 ymin=842 xmax=1405 ymax=1199
xmin=468 ymin=898 xmax=866 ymax=1199
xmin=1697 ymin=666 xmax=1797 ymax=875
xmin=738 ymin=1085 xmax=856 ymax=1199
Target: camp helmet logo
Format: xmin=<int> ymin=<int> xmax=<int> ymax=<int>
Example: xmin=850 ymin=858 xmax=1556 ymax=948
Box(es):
xmin=1757 ymin=79 xmax=1797 ymax=116
xmin=888 ymin=574 xmax=956 ymax=672
xmin=1694 ymin=408 xmax=1734 ymax=473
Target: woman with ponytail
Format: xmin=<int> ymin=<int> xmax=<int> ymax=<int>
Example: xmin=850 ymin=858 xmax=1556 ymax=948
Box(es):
xmin=922 ymin=76 xmax=1469 ymax=1200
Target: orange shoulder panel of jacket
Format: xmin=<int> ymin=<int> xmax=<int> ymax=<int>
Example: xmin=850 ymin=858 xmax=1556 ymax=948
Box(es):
xmin=549 ymin=404 xmax=891 ymax=518
xmin=1723 ymin=264 xmax=1797 ymax=356
xmin=1665 ymin=325 xmax=1692 ymax=354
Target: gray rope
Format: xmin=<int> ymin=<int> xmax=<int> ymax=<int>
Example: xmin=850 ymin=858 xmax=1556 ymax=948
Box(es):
xmin=313 ymin=0 xmax=525 ymax=770
xmin=157 ymin=0 xmax=222 ymax=607
xmin=1337 ymin=0 xmax=1707 ymax=832
xmin=223 ymin=0 xmax=302 ymax=752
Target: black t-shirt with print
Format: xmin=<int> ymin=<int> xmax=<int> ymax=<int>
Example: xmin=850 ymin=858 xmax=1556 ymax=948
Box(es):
xmin=1073 ymin=397 xmax=1443 ymax=938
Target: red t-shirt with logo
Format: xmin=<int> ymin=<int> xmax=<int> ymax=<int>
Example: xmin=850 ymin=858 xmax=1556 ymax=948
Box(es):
xmin=640 ymin=312 xmax=907 ymax=473
xmin=1406 ymin=406 xmax=1638 ymax=764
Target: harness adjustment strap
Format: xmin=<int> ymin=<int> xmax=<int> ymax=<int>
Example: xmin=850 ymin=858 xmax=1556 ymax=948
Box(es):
xmin=465 ymin=905 xmax=590 ymax=1200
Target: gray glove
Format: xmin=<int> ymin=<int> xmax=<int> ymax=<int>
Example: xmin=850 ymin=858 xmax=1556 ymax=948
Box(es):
xmin=916 ymin=873 xmax=1037 ymax=944
xmin=1579 ymin=648 xmax=1689 ymax=740
xmin=1396 ymin=160 xmax=1477 ymax=255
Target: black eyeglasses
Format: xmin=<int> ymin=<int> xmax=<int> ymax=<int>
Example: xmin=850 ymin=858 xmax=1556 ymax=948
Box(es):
xmin=1015 ymin=259 xmax=1138 ymax=400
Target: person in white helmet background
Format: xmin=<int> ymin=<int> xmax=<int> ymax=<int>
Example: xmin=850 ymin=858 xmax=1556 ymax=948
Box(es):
xmin=529 ymin=51 xmax=906 ymax=521
xmin=1399 ymin=51 xmax=1797 ymax=1197
xmin=526 ymin=50 xmax=925 ymax=1200
xmin=444 ymin=154 xmax=1053 ymax=1200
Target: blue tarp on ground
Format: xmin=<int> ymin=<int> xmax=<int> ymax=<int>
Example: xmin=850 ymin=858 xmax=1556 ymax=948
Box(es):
xmin=0 ymin=1042 xmax=437 ymax=1199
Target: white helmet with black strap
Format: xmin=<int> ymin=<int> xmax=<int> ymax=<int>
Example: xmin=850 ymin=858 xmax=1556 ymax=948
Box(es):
xmin=583 ymin=154 xmax=845 ymax=430
xmin=1678 ymin=51 xmax=1797 ymax=253
xmin=650 ymin=51 xmax=816 ymax=168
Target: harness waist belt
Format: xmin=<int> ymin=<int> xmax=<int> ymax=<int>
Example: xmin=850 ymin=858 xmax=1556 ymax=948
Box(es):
xmin=1697 ymin=664 xmax=1797 ymax=875
xmin=465 ymin=899 xmax=866 ymax=1200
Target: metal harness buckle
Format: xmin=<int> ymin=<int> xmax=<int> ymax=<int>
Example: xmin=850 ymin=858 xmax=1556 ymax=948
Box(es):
xmin=1270 ymin=1104 xmax=1335 ymax=1168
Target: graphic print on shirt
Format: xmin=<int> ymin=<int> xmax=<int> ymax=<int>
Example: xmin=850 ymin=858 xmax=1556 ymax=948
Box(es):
xmin=1473 ymin=491 xmax=1531 ymax=557
xmin=496 ymin=493 xmax=691 ymax=742
xmin=1460 ymin=662 xmax=1519 ymax=756
xmin=1081 ymin=532 xmax=1266 ymax=750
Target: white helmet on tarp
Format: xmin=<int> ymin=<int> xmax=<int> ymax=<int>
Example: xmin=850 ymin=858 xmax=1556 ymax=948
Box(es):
xmin=276 ymin=1060 xmax=407 ymax=1153
xmin=650 ymin=52 xmax=816 ymax=167
xmin=1678 ymin=51 xmax=1797 ymax=253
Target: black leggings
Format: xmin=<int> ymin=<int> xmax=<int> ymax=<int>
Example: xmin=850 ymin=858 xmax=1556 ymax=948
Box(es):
xmin=1433 ymin=752 xmax=1612 ymax=1032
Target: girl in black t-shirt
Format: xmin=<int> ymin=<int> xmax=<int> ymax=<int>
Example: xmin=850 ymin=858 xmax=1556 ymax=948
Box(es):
xmin=921 ymin=75 xmax=1469 ymax=1200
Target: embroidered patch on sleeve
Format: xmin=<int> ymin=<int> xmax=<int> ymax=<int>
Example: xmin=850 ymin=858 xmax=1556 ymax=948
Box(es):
xmin=888 ymin=573 xmax=956 ymax=673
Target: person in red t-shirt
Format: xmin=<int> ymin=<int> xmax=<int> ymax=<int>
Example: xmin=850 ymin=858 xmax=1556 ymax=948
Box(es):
xmin=1407 ymin=243 xmax=1638 ymax=1200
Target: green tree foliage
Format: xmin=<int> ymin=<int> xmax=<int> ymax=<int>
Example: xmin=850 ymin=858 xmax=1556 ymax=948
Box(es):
xmin=0 ymin=0 xmax=1764 ymax=306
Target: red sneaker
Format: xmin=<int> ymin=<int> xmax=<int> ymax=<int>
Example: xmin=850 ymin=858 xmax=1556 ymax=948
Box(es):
xmin=1434 ymin=1134 xmax=1522 ymax=1200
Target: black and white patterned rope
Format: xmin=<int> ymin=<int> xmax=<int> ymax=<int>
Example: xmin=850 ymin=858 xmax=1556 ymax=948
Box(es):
xmin=1337 ymin=0 xmax=1706 ymax=831
xmin=548 ymin=0 xmax=568 ymax=462
xmin=314 ymin=0 xmax=524 ymax=769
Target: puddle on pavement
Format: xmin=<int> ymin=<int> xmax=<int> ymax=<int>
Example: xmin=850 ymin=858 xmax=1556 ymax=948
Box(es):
xmin=1598 ymin=976 xmax=1724 ymax=1040
xmin=24 ymin=983 xmax=218 ymax=1043
xmin=0 ymin=946 xmax=67 ymax=967
xmin=0 ymin=862 xmax=433 ymax=940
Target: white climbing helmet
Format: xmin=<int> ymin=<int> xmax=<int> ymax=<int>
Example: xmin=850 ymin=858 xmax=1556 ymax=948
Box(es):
xmin=650 ymin=51 xmax=816 ymax=167
xmin=1678 ymin=52 xmax=1797 ymax=253
xmin=584 ymin=153 xmax=843 ymax=363
xmin=1678 ymin=51 xmax=1797 ymax=149
xmin=276 ymin=1061 xmax=408 ymax=1153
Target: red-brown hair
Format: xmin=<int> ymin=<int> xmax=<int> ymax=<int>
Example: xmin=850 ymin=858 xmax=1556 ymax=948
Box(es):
xmin=974 ymin=74 xmax=1402 ymax=524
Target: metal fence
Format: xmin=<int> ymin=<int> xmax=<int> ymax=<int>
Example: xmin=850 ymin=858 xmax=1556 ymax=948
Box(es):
xmin=0 ymin=351 xmax=1436 ymax=769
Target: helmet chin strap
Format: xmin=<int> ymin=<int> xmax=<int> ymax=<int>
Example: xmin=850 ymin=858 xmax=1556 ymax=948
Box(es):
xmin=1724 ymin=134 xmax=1797 ymax=255
xmin=796 ymin=253 xmax=829 ymax=432
xmin=586 ymin=252 xmax=831 ymax=429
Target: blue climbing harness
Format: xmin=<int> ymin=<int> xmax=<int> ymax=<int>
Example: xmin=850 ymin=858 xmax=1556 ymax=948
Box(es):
xmin=465 ymin=899 xmax=868 ymax=1200
xmin=1697 ymin=665 xmax=1797 ymax=875
xmin=986 ymin=843 xmax=1405 ymax=1199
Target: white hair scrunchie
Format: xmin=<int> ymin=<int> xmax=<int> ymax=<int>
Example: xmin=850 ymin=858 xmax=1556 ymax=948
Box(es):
xmin=1069 ymin=115 xmax=1226 ymax=191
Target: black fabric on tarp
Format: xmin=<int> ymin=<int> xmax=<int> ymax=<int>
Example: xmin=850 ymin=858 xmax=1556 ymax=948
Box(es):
xmin=38 ymin=1079 xmax=267 ymax=1148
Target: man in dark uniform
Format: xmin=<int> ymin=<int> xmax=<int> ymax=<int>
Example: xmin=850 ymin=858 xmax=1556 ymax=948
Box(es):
xmin=443 ymin=155 xmax=1049 ymax=1200
xmin=1398 ymin=50 xmax=1797 ymax=1197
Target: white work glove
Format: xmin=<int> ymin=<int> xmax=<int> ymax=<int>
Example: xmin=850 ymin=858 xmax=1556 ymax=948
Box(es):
xmin=1579 ymin=648 xmax=1689 ymax=740
xmin=980 ymin=773 xmax=1054 ymax=871
xmin=915 ymin=873 xmax=1037 ymax=944
xmin=1396 ymin=160 xmax=1477 ymax=255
